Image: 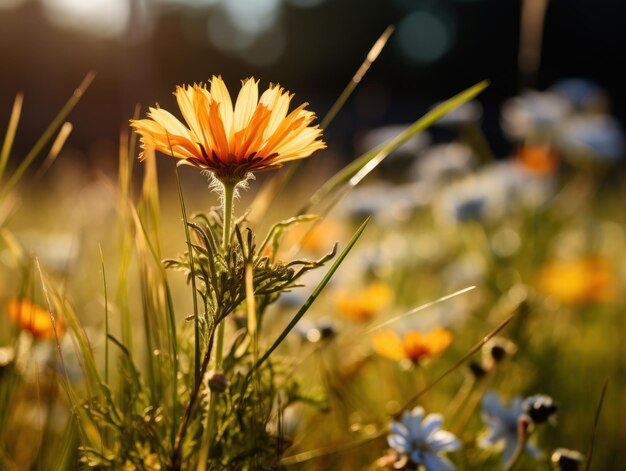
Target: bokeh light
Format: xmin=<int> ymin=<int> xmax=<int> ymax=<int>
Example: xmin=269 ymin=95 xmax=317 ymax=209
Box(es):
xmin=0 ymin=0 xmax=28 ymax=9
xmin=40 ymin=0 xmax=130 ymax=38
xmin=396 ymin=10 xmax=455 ymax=65
xmin=285 ymin=0 xmax=326 ymax=8
xmin=162 ymin=0 xmax=221 ymax=6
xmin=222 ymin=0 xmax=280 ymax=35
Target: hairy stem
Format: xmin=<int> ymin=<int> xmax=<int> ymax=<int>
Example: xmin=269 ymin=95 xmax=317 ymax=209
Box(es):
xmin=504 ymin=416 xmax=530 ymax=471
xmin=201 ymin=181 xmax=235 ymax=466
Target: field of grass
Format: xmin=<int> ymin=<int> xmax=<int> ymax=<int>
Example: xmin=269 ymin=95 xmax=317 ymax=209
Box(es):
xmin=1 ymin=44 xmax=624 ymax=471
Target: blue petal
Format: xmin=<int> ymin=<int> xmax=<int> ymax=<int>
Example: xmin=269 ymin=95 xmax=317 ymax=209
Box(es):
xmin=410 ymin=449 xmax=425 ymax=465
xmin=525 ymin=441 xmax=543 ymax=459
xmin=478 ymin=424 xmax=506 ymax=448
xmin=482 ymin=392 xmax=506 ymax=418
xmin=388 ymin=433 xmax=410 ymax=453
xmin=429 ymin=431 xmax=462 ymax=452
xmin=422 ymin=452 xmax=456 ymax=471
xmin=422 ymin=413 xmax=443 ymax=438
xmin=391 ymin=421 xmax=409 ymax=439
xmin=403 ymin=407 xmax=425 ymax=440
xmin=502 ymin=438 xmax=519 ymax=465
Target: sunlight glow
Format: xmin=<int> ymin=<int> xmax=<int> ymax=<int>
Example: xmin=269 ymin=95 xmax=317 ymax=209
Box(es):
xmin=397 ymin=11 xmax=454 ymax=65
xmin=40 ymin=0 xmax=130 ymax=38
xmin=222 ymin=0 xmax=281 ymax=35
xmin=0 ymin=0 xmax=27 ymax=9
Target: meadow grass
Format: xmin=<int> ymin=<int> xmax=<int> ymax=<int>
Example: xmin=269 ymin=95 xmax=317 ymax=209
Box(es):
xmin=1 ymin=36 xmax=624 ymax=471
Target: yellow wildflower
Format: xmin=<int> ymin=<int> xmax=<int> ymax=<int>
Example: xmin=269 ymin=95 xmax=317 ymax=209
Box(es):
xmin=131 ymin=76 xmax=326 ymax=184
xmin=373 ymin=327 xmax=452 ymax=364
xmin=536 ymin=257 xmax=615 ymax=304
xmin=335 ymin=281 xmax=392 ymax=322
xmin=6 ymin=298 xmax=63 ymax=340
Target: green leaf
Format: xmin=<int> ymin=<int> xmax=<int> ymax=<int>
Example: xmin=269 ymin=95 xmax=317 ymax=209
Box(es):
xmin=248 ymin=217 xmax=370 ymax=376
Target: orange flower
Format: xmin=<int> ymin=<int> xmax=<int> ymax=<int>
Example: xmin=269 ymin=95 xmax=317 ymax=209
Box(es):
xmin=131 ymin=76 xmax=326 ymax=184
xmin=536 ymin=257 xmax=615 ymax=304
xmin=373 ymin=327 xmax=452 ymax=364
xmin=6 ymin=298 xmax=63 ymax=340
xmin=335 ymin=281 xmax=392 ymax=322
xmin=283 ymin=219 xmax=344 ymax=254
xmin=515 ymin=145 xmax=559 ymax=175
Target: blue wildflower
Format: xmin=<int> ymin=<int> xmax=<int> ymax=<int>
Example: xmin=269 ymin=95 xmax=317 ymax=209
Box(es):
xmin=501 ymin=90 xmax=571 ymax=139
xmin=550 ymin=78 xmax=607 ymax=111
xmin=358 ymin=125 xmax=431 ymax=158
xmin=388 ymin=407 xmax=461 ymax=471
xmin=557 ymin=115 xmax=625 ymax=163
xmin=411 ymin=143 xmax=475 ymax=183
xmin=341 ymin=182 xmax=429 ymax=224
xmin=431 ymin=99 xmax=483 ymax=127
xmin=479 ymin=392 xmax=542 ymax=465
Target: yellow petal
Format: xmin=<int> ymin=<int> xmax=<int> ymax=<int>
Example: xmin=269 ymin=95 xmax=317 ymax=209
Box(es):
xmin=147 ymin=107 xmax=192 ymax=140
xmin=265 ymin=90 xmax=293 ymax=138
xmin=207 ymin=101 xmax=230 ymax=161
xmin=193 ymin=85 xmax=219 ymax=154
xmin=237 ymin=104 xmax=272 ymax=159
xmin=373 ymin=330 xmax=407 ymax=361
xmin=175 ymin=85 xmax=204 ymax=139
xmin=424 ymin=327 xmax=452 ymax=356
xmin=210 ymin=75 xmax=234 ymax=138
xmin=7 ymin=298 xmax=62 ymax=340
xmin=272 ymin=127 xmax=325 ymax=162
xmin=233 ymin=78 xmax=259 ymax=132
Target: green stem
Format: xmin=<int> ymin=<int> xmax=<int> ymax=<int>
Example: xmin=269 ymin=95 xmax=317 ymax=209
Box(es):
xmin=504 ymin=416 xmax=530 ymax=471
xmin=174 ymin=163 xmax=201 ymax=390
xmin=215 ymin=181 xmax=234 ymax=371
xmin=202 ymin=181 xmax=235 ymax=466
xmin=221 ymin=182 xmax=235 ymax=253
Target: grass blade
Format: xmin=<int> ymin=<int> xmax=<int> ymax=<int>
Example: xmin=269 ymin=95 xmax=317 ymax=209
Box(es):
xmin=248 ymin=26 xmax=394 ymax=224
xmin=299 ymin=80 xmax=489 ymax=215
xmin=0 ymin=72 xmax=94 ymax=201
xmin=99 ymin=246 xmax=110 ymax=384
xmin=248 ymin=217 xmax=370 ymax=376
xmin=170 ymin=141 xmax=201 ymax=391
xmin=116 ymin=126 xmax=135 ymax=352
xmin=0 ymin=93 xmax=24 ymax=180
xmin=366 ymin=286 xmax=476 ymax=333
xmin=320 ymin=25 xmax=395 ymax=131
xmin=33 ymin=121 xmax=73 ymax=180
xmin=281 ymin=433 xmax=382 ymax=466
xmin=398 ymin=313 xmax=514 ymax=416
xmin=584 ymin=379 xmax=609 ymax=471
xmin=281 ymin=312 xmax=514 ymax=466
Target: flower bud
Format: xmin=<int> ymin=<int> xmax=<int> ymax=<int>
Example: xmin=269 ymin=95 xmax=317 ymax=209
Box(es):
xmin=523 ymin=395 xmax=558 ymax=424
xmin=468 ymin=361 xmax=488 ymax=379
xmin=0 ymin=347 xmax=15 ymax=379
xmin=208 ymin=371 xmax=229 ymax=393
xmin=551 ymin=448 xmax=585 ymax=471
xmin=482 ymin=337 xmax=517 ymax=366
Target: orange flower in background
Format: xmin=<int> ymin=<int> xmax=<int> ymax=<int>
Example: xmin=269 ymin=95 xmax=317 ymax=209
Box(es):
xmin=335 ymin=281 xmax=392 ymax=322
xmin=373 ymin=327 xmax=452 ymax=364
xmin=536 ymin=257 xmax=615 ymax=304
xmin=6 ymin=298 xmax=63 ymax=340
xmin=131 ymin=76 xmax=326 ymax=184
xmin=515 ymin=145 xmax=559 ymax=175
xmin=283 ymin=219 xmax=344 ymax=254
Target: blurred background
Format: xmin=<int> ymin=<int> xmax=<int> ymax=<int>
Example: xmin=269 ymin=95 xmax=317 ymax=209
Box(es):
xmin=2 ymin=2 xmax=626 ymax=469
xmin=1 ymin=0 xmax=626 ymax=169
